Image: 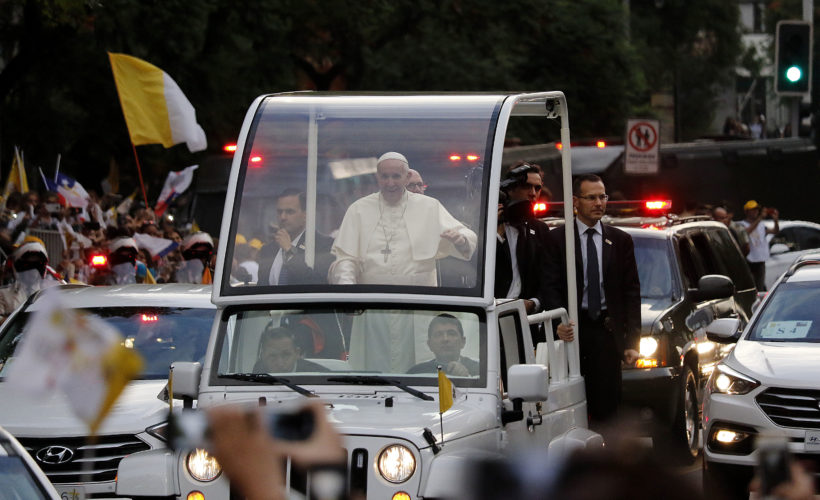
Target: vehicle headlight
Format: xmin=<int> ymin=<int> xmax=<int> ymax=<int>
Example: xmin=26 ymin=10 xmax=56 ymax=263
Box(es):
xmin=707 ymin=364 xmax=760 ymax=395
xmin=377 ymin=444 xmax=416 ymax=483
xmin=639 ymin=337 xmax=658 ymax=357
xmin=186 ymin=448 xmax=222 ymax=482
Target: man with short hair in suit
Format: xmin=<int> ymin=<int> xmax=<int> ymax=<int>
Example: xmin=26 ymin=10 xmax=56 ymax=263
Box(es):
xmin=545 ymin=173 xmax=641 ymax=425
xmin=407 ymin=313 xmax=479 ymax=377
xmin=254 ymin=325 xmax=328 ymax=373
xmin=495 ymin=161 xmax=551 ymax=342
xmin=257 ymin=189 xmax=333 ymax=286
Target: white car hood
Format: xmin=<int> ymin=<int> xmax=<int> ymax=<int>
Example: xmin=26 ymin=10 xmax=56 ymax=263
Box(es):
xmin=0 ymin=380 xmax=169 ymax=437
xmin=727 ymin=340 xmax=820 ymax=388
xmin=218 ymin=393 xmax=498 ymax=449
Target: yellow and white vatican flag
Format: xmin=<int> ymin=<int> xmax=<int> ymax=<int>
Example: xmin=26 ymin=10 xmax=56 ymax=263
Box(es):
xmin=4 ymin=290 xmax=143 ymax=434
xmin=2 ymin=147 xmax=29 ymax=198
xmin=108 ymin=52 xmax=207 ymax=153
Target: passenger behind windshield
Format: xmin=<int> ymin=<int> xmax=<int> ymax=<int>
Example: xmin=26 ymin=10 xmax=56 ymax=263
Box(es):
xmin=407 ymin=313 xmax=479 ymax=377
xmin=257 ymin=189 xmax=334 ymax=286
xmin=328 ymin=151 xmax=477 ymax=286
xmin=254 ymin=324 xmax=329 ymax=373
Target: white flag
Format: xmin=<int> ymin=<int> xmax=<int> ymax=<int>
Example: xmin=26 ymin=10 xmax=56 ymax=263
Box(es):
xmin=4 ymin=291 xmax=143 ymax=434
xmin=154 ymin=164 xmax=198 ymax=217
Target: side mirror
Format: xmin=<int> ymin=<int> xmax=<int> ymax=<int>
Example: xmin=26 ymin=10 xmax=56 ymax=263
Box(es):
xmin=688 ymin=274 xmax=734 ymax=302
xmin=770 ymin=243 xmax=790 ymax=255
xmin=706 ymin=317 xmax=742 ymax=343
xmin=171 ymin=361 xmax=201 ymax=401
xmin=507 ymin=364 xmax=549 ymax=402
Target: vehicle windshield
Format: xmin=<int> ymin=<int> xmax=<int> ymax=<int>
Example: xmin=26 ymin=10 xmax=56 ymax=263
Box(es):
xmin=747 ymin=281 xmax=820 ymax=342
xmin=0 ymin=307 xmax=215 ymax=380
xmin=224 ymin=95 xmax=502 ymax=297
xmin=632 ymin=236 xmax=676 ymax=300
xmin=0 ymin=455 xmax=52 ymax=500
xmin=215 ymin=306 xmax=485 ymax=387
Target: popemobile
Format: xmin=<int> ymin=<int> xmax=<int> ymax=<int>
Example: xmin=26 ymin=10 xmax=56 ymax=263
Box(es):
xmin=116 ymin=92 xmax=601 ymax=499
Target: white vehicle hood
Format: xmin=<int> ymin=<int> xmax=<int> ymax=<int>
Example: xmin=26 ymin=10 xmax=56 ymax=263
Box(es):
xmin=0 ymin=380 xmax=169 ymax=437
xmin=218 ymin=393 xmax=498 ymax=449
xmin=727 ymin=340 xmax=820 ymax=388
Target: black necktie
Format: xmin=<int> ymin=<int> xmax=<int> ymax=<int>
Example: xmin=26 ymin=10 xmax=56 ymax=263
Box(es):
xmin=586 ymin=228 xmax=601 ymax=320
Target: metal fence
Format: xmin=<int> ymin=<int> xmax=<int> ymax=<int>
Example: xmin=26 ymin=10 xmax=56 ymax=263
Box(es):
xmin=27 ymin=228 xmax=65 ymax=262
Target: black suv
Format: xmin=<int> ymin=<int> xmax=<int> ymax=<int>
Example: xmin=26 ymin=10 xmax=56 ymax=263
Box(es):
xmin=610 ymin=216 xmax=756 ymax=461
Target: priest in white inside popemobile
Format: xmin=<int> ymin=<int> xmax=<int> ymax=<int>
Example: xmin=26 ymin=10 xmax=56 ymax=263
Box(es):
xmin=330 ymin=151 xmax=478 ymax=373
xmin=329 ymin=151 xmax=477 ymax=286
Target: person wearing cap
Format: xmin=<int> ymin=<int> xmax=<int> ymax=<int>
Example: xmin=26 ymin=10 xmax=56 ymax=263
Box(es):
xmin=176 ymin=231 xmax=215 ymax=284
xmin=330 ymin=152 xmax=477 ymax=372
xmin=738 ymin=200 xmax=779 ymax=291
xmin=257 ymin=189 xmax=334 ymax=286
xmin=101 ymin=236 xmax=140 ymax=285
xmin=0 ymin=240 xmax=59 ymax=320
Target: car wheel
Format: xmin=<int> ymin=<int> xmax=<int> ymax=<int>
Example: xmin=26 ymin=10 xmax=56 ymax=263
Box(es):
xmin=671 ymin=365 xmax=700 ymax=463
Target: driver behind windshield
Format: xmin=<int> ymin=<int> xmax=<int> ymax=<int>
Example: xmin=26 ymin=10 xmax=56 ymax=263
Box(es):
xmin=254 ymin=324 xmax=328 ymax=373
xmin=407 ymin=314 xmax=478 ymax=377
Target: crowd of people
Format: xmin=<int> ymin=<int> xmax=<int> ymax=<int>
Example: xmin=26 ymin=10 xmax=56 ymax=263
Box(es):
xmin=0 ymin=188 xmax=222 ymax=318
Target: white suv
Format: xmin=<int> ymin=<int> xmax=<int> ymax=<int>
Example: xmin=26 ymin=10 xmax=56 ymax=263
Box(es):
xmin=703 ymin=253 xmax=820 ymax=498
xmin=0 ymin=284 xmax=215 ymax=499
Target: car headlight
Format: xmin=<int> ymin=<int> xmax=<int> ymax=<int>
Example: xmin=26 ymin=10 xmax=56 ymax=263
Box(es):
xmin=377 ymin=444 xmax=416 ymax=483
xmin=186 ymin=448 xmax=222 ymax=482
xmin=639 ymin=337 xmax=658 ymax=357
xmin=707 ymin=364 xmax=760 ymax=395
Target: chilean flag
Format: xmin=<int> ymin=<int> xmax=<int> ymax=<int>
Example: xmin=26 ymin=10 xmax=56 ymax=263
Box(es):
xmin=154 ymin=165 xmax=198 ymax=217
xmin=43 ymin=172 xmax=90 ymax=208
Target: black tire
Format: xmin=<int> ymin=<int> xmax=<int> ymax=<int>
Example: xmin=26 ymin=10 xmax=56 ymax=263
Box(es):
xmin=669 ymin=364 xmax=700 ymax=463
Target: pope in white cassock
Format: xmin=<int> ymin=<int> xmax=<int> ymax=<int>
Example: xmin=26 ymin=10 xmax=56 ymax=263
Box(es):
xmin=330 ymin=152 xmax=477 ymax=373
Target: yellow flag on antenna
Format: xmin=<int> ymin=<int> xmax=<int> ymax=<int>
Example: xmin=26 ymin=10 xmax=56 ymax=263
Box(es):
xmin=438 ymin=367 xmax=454 ymax=414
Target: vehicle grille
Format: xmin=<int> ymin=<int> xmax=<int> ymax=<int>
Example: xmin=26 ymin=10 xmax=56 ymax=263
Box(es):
xmin=19 ymin=434 xmax=150 ymax=484
xmin=281 ymin=447 xmax=367 ymax=498
xmin=756 ymin=387 xmax=820 ymax=429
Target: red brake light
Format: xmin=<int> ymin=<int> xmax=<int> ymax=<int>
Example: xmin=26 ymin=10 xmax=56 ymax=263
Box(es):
xmin=645 ymin=200 xmax=672 ymax=211
xmin=596 ymin=140 xmax=606 ymax=148
xmin=449 ymin=155 xmax=462 ymax=161
xmin=223 ymin=143 xmax=237 ymax=153
xmin=141 ymin=314 xmax=158 ymax=322
xmin=555 ymin=142 xmax=563 ymax=150
xmin=466 ymin=154 xmax=480 ymax=162
xmin=90 ymin=254 xmax=107 ymax=267
xmin=249 ymin=155 xmax=263 ymax=167
xmin=533 ymin=202 xmax=548 ymax=214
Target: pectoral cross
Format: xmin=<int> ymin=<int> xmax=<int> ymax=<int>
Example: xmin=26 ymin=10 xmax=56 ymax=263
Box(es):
xmin=381 ymin=243 xmax=392 ymax=263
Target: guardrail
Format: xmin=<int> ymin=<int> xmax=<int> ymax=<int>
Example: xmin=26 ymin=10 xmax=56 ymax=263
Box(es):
xmin=528 ymin=307 xmax=581 ymax=384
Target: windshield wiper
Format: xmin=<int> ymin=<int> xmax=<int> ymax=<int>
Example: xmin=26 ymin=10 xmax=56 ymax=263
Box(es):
xmin=220 ymin=373 xmax=316 ymax=398
xmin=327 ymin=375 xmax=434 ymax=401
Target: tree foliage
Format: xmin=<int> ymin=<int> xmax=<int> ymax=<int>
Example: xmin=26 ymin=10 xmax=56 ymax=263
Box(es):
xmin=0 ymin=0 xmax=743 ymax=195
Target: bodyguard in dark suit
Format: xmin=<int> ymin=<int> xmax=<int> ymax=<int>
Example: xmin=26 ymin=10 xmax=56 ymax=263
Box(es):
xmin=495 ymin=162 xmax=551 ymax=336
xmin=545 ymin=174 xmax=641 ymax=424
xmin=258 ymin=189 xmax=334 ymax=286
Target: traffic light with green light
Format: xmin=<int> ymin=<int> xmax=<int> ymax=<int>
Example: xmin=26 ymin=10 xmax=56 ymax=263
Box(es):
xmin=775 ymin=20 xmax=813 ymax=96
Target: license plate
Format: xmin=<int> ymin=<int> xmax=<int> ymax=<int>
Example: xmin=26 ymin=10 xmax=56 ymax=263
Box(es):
xmin=55 ymin=486 xmax=86 ymax=500
xmin=806 ymin=430 xmax=820 ymax=452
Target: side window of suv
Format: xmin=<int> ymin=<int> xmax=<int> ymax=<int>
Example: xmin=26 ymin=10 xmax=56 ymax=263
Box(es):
xmin=770 ymin=228 xmax=799 ymax=251
xmin=691 ymin=231 xmax=722 ymax=276
xmin=677 ymin=236 xmax=704 ymax=288
xmin=711 ymin=228 xmax=755 ymax=290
